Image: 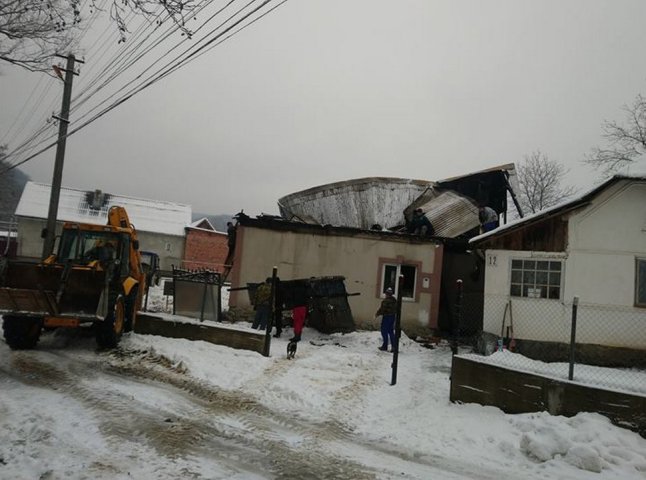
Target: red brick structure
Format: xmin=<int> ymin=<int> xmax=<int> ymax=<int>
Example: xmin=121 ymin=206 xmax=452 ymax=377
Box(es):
xmin=183 ymin=219 xmax=228 ymax=272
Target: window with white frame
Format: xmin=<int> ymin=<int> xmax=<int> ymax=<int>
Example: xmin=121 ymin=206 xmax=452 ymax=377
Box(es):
xmin=635 ymin=258 xmax=646 ymax=307
xmin=510 ymin=259 xmax=562 ymax=300
xmin=382 ymin=263 xmax=417 ymax=299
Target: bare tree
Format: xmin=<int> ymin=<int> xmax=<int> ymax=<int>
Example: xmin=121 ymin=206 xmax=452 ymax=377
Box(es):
xmin=517 ymin=151 xmax=577 ymax=215
xmin=1 ymin=0 xmax=194 ymax=72
xmin=586 ymin=94 xmax=646 ymax=176
xmin=0 ymin=0 xmax=79 ymax=71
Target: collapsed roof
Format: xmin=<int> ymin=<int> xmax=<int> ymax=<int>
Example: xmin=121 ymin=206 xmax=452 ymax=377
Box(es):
xmin=277 ymin=164 xmax=520 ymax=239
xmin=278 ymin=177 xmax=433 ymax=230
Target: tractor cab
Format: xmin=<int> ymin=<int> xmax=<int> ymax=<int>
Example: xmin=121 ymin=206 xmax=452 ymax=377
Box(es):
xmin=57 ymin=228 xmax=130 ymax=273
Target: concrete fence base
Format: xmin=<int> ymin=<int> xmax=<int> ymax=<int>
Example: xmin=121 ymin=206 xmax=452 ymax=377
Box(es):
xmin=134 ymin=313 xmax=267 ymax=356
xmin=450 ymin=355 xmax=646 ymax=438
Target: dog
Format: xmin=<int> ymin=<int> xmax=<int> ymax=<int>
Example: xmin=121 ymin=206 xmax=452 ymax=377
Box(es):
xmin=286 ymin=339 xmax=298 ymax=359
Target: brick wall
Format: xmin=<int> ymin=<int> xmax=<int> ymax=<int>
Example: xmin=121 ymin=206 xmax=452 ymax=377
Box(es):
xmin=183 ymin=229 xmax=228 ymax=272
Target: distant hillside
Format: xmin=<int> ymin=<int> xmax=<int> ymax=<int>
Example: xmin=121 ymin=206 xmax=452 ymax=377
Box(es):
xmin=0 ymin=152 xmax=30 ymax=217
xmin=192 ymin=213 xmax=234 ymax=232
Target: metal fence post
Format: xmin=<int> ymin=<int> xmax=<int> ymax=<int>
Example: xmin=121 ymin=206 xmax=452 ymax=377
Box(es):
xmin=391 ymin=274 xmax=404 ymax=386
xmin=263 ymin=266 xmax=278 ymax=357
xmin=452 ymin=279 xmax=463 ymax=355
xmin=199 ymin=269 xmax=208 ymax=322
xmin=568 ymin=296 xmax=579 ymax=380
xmin=217 ymin=273 xmax=222 ymax=322
xmin=172 ymin=265 xmax=176 ymax=316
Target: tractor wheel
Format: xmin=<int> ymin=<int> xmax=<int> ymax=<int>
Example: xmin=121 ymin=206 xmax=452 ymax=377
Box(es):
xmin=123 ymin=287 xmax=138 ymax=333
xmin=2 ymin=316 xmax=43 ymax=350
xmin=95 ymin=294 xmax=125 ymax=349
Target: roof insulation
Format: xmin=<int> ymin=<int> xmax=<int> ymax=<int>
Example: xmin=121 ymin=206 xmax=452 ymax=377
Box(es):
xmin=278 ymin=177 xmax=434 ymax=230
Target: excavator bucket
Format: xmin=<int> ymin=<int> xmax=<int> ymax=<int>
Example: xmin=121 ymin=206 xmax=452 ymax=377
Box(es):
xmin=0 ymin=260 xmax=107 ymax=320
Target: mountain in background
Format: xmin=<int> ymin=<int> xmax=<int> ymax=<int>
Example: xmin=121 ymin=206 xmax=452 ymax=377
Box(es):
xmin=192 ymin=213 xmax=234 ymax=232
xmin=0 ymin=149 xmax=30 ymax=217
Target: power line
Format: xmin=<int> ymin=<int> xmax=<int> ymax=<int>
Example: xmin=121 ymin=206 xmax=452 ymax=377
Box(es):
xmin=1 ymin=74 xmax=58 ymax=148
xmin=192 ymin=0 xmax=288 ymax=63
xmin=70 ymin=0 xmax=256 ymax=128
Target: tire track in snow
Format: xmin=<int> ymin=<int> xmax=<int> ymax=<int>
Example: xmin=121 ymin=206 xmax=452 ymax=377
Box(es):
xmin=0 ymin=339 xmax=517 ymax=480
xmin=3 ymin=352 xmax=223 ymax=457
xmin=1 ymin=343 xmax=379 ymax=479
xmin=110 ymin=346 xmax=379 ymax=480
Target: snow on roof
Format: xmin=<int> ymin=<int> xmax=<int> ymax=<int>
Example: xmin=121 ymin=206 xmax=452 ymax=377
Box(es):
xmin=15 ymin=182 xmax=192 ymax=237
xmin=188 ymin=217 xmax=216 ymax=231
xmin=436 ymin=162 xmax=517 ymax=184
xmin=470 ymin=174 xmax=646 ymax=244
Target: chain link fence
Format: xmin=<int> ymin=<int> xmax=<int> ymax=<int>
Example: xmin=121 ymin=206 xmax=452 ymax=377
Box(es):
xmin=454 ymin=292 xmax=646 ymax=396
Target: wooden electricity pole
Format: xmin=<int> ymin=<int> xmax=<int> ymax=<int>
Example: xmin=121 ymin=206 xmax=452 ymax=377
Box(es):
xmin=42 ymin=53 xmax=84 ymax=259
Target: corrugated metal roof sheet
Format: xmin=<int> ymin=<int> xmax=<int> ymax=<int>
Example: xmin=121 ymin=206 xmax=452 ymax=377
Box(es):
xmin=15 ymin=182 xmax=191 ymax=237
xmin=414 ymin=190 xmax=480 ymax=238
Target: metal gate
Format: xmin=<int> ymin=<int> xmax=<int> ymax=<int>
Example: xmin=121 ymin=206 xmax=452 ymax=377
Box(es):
xmin=172 ymin=267 xmax=222 ymax=321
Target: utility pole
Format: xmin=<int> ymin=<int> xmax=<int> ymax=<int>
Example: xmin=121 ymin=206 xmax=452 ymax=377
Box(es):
xmin=42 ymin=53 xmax=83 ymax=259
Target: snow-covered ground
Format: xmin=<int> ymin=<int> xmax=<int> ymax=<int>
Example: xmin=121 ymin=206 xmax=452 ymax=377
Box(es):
xmin=1 ymin=322 xmax=645 ymax=479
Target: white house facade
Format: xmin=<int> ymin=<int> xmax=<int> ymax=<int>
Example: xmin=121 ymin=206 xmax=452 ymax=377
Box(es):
xmin=473 ymin=176 xmax=646 ymax=352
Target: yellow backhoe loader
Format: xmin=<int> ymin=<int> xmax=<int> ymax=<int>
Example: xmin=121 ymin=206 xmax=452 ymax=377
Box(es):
xmin=0 ymin=206 xmax=145 ymax=349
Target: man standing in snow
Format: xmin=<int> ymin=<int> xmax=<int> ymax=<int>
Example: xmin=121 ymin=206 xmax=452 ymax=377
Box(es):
xmin=252 ymin=278 xmax=272 ymax=330
xmin=375 ymin=287 xmax=397 ymax=352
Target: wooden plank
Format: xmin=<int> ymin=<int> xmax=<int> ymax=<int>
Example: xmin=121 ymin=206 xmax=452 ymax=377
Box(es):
xmin=134 ymin=313 xmax=267 ymax=356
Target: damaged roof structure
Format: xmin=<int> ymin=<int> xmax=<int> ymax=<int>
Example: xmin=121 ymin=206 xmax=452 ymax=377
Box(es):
xmin=277 ymin=163 xmax=522 ymax=239
xmin=229 ymin=163 xmax=522 ymax=336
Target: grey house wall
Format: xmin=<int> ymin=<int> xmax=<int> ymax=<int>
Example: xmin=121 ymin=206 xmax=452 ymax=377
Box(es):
xmin=16 ymin=217 xmax=184 ymax=269
xmin=16 ymin=217 xmax=49 ymax=259
xmin=136 ymin=231 xmax=184 ymax=270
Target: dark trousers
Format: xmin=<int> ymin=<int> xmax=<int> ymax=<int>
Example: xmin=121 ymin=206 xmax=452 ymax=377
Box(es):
xmin=380 ymin=314 xmax=396 ymax=349
xmin=483 ymin=221 xmax=498 ymax=232
xmin=252 ymin=305 xmax=270 ymax=330
xmin=274 ymin=310 xmax=282 ymax=336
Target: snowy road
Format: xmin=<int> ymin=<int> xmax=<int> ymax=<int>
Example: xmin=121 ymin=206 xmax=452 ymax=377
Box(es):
xmin=0 ymin=333 xmax=485 ymax=479
xmin=1 ymin=327 xmax=645 ymax=479
xmin=1 ymin=337 xmax=370 ymax=478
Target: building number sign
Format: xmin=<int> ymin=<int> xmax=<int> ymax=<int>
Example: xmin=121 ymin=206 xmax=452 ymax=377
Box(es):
xmin=487 ymin=254 xmax=497 ymax=267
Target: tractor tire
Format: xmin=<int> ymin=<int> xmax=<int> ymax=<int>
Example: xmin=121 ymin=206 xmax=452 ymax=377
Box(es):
xmin=2 ymin=316 xmax=43 ymax=350
xmin=123 ymin=287 xmax=138 ymax=333
xmin=95 ymin=294 xmax=125 ymax=349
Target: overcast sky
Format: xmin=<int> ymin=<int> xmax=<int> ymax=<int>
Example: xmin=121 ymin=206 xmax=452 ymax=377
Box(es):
xmin=1 ymin=0 xmax=646 ymax=216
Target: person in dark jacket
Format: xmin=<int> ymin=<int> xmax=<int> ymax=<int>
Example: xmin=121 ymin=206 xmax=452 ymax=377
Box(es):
xmin=478 ymin=205 xmax=499 ymax=233
xmin=226 ymin=222 xmax=236 ymax=254
xmin=375 ymin=287 xmax=397 ymax=352
xmin=407 ymin=208 xmax=435 ymax=236
xmin=252 ymin=278 xmax=272 ymax=330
